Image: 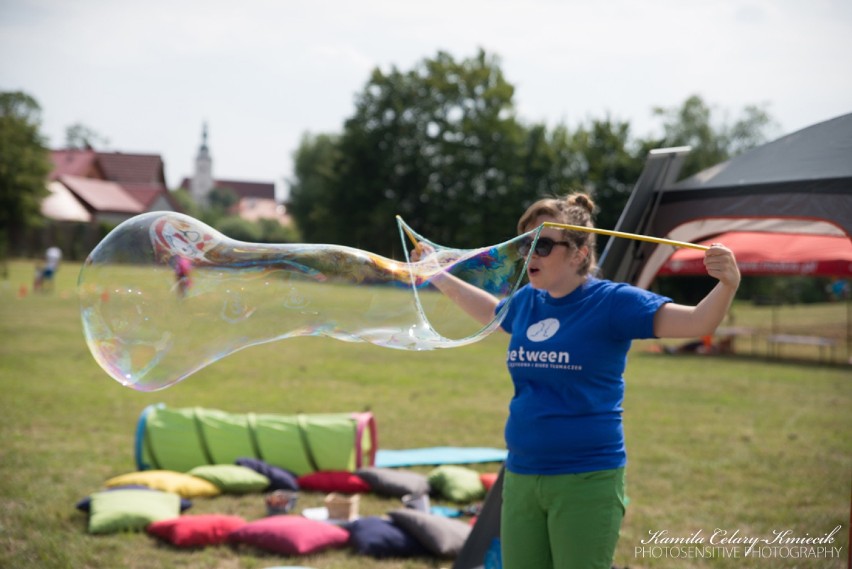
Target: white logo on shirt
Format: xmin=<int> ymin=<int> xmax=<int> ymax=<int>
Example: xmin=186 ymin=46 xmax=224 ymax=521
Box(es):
xmin=526 ymin=318 xmax=560 ymax=342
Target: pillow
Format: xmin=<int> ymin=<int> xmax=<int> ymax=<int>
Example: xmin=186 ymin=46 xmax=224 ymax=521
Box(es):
xmin=105 ymin=470 xmax=221 ymax=498
xmin=480 ymin=472 xmax=499 ymax=492
xmin=147 ymin=514 xmax=247 ymax=547
xmin=228 ymin=515 xmax=349 ymax=555
xmin=387 ymin=508 xmax=471 ymax=557
xmin=235 ymin=457 xmax=300 ymax=491
xmin=346 ymin=516 xmax=429 ymax=558
xmin=187 ymin=465 xmax=270 ymax=494
xmin=427 ymin=465 xmax=485 ymax=502
xmin=76 ymin=485 xmax=192 ymax=512
xmin=354 ymin=467 xmax=430 ymax=498
xmin=88 ymin=489 xmax=180 ymax=534
xmin=296 ymin=471 xmax=371 ymax=494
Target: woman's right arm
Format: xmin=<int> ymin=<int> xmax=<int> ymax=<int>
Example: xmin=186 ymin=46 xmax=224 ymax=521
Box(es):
xmin=412 ymin=244 xmax=500 ymax=327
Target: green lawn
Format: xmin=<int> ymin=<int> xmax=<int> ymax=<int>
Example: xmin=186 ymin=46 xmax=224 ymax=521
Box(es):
xmin=1 ymin=260 xmax=849 ymax=568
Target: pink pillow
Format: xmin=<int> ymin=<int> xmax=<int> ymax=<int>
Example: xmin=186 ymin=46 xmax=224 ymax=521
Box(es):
xmin=147 ymin=514 xmax=247 ymax=547
xmin=228 ymin=515 xmax=349 ymax=555
xmin=297 ymin=471 xmax=372 ymax=494
xmin=480 ymin=472 xmax=499 ymax=492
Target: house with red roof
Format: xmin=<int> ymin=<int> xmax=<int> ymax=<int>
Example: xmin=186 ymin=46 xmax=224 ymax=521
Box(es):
xmin=44 ymin=148 xmax=179 ymax=224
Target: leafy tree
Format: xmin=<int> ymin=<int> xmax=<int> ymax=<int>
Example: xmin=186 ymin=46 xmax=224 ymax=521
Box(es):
xmin=288 ymin=59 xmax=778 ymax=260
xmin=0 ymin=91 xmax=51 ymax=267
xmin=513 ymin=123 xmax=586 ymax=218
xmin=209 ymin=185 xmax=239 ymax=212
xmin=257 ymin=217 xmax=300 ymax=243
xmin=65 ymin=123 xmax=109 ymax=149
xmin=201 ymin=185 xmax=239 ymax=225
xmin=170 ymin=187 xmax=201 ymax=218
xmin=216 ymin=216 xmax=263 ymax=242
xmin=651 ymin=95 xmax=776 ymax=178
xmin=337 ymin=49 xmax=534 ymax=252
xmin=291 ymin=49 xmax=573 ymax=255
xmin=288 ymin=132 xmax=340 ymax=244
xmin=567 ymin=118 xmax=645 ymax=249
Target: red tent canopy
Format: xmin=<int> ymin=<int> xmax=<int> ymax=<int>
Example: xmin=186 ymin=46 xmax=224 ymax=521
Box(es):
xmin=659 ymin=232 xmax=852 ymax=277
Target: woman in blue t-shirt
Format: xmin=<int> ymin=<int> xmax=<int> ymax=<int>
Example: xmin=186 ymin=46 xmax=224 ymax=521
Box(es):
xmin=413 ymin=193 xmax=740 ymax=569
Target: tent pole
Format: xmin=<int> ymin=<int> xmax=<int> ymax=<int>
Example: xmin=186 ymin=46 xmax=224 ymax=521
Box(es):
xmin=847 ymin=298 xmax=850 ymax=360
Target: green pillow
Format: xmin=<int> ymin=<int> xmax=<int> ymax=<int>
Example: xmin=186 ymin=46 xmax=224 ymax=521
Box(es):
xmin=88 ymin=489 xmax=180 ymax=534
xmin=427 ymin=465 xmax=485 ymax=502
xmin=187 ymin=464 xmax=270 ymax=494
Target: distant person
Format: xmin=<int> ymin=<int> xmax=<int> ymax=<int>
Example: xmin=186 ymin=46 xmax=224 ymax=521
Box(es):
xmin=34 ymin=246 xmax=62 ymax=292
xmin=411 ymin=192 xmax=740 ymax=569
xmin=171 ymin=255 xmax=193 ymax=298
xmin=829 ymin=278 xmax=849 ymax=301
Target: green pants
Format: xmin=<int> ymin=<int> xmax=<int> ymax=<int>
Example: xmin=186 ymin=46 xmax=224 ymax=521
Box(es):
xmin=501 ymin=468 xmax=626 ymax=569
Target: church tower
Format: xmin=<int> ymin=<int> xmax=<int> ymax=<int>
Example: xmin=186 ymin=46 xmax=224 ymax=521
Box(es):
xmin=190 ymin=122 xmax=214 ymax=205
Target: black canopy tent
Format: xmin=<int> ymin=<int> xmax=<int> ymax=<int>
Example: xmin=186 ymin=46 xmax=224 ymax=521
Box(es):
xmin=599 ymin=112 xmax=852 ymax=287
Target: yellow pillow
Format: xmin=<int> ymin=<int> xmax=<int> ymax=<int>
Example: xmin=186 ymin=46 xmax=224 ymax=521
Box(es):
xmin=105 ymin=470 xmax=221 ymax=498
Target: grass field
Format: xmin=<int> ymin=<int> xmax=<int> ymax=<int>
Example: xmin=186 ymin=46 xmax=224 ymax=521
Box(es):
xmin=1 ymin=260 xmax=850 ymax=569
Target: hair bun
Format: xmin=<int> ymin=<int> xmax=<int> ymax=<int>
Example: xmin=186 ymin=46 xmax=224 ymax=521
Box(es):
xmin=566 ymin=193 xmax=596 ymax=214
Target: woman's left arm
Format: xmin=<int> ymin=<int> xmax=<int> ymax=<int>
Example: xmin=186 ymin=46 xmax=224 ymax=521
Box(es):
xmin=653 ymin=244 xmax=741 ymax=339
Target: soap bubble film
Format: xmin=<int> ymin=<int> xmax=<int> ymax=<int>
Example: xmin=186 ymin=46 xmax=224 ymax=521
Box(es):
xmin=79 ymin=212 xmax=537 ymax=391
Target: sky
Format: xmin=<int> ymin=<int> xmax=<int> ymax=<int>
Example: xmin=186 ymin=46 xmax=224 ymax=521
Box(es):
xmin=2 ymin=0 xmax=851 ymax=196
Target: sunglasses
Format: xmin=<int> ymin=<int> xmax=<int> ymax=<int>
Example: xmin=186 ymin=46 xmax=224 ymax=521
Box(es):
xmin=518 ymin=236 xmax=573 ymax=257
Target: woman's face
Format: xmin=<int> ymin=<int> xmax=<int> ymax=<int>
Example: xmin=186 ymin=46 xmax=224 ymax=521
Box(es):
xmin=522 ymin=215 xmax=588 ymax=297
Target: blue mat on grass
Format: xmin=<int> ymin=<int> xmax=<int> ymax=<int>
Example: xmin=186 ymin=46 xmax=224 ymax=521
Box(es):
xmin=375 ymin=447 xmax=507 ymax=468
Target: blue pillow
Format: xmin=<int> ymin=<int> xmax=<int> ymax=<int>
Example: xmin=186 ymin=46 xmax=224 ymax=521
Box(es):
xmin=346 ymin=516 xmax=429 ymax=559
xmin=76 ymin=485 xmax=192 ymax=512
xmin=235 ymin=457 xmax=299 ymax=491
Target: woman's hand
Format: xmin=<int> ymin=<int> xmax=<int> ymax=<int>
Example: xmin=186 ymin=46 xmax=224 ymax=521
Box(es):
xmin=409 ymin=241 xmax=499 ymax=327
xmin=409 ymin=242 xmax=434 ymax=263
xmin=704 ymin=244 xmax=740 ymax=288
xmin=654 ymin=243 xmax=741 ymax=338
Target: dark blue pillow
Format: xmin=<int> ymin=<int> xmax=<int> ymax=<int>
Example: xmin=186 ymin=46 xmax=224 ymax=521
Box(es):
xmin=346 ymin=516 xmax=429 ymax=559
xmin=235 ymin=457 xmax=299 ymax=491
xmin=76 ymin=485 xmax=192 ymax=512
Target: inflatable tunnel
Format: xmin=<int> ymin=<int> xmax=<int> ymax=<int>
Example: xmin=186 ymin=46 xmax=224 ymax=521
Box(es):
xmin=135 ymin=404 xmax=377 ymax=476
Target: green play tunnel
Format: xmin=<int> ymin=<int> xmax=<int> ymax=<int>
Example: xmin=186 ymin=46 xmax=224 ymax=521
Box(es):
xmin=135 ymin=404 xmax=377 ymax=475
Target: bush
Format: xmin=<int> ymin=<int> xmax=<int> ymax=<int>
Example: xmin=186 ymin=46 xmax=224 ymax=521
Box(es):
xmin=215 ymin=217 xmax=263 ymax=242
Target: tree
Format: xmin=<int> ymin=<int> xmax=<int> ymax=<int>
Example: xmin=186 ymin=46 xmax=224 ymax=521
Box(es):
xmin=287 ymin=132 xmax=340 ymax=244
xmin=291 ymin=49 xmax=565 ymax=255
xmin=338 ymin=49 xmax=532 ymax=252
xmin=0 ymin=91 xmax=51 ymax=267
xmin=257 ymin=218 xmax=300 ymax=244
xmin=651 ymin=95 xmax=776 ymax=178
xmin=65 ymin=123 xmax=109 ymax=150
xmin=170 ymin=187 xmax=201 ymax=219
xmin=208 ymin=185 xmax=239 ymax=212
xmin=216 ymin=216 xmax=262 ymax=242
xmin=288 ymin=60 xmax=778 ymax=258
xmin=567 ymin=118 xmax=645 ymax=248
xmin=201 ymin=185 xmax=239 ymax=225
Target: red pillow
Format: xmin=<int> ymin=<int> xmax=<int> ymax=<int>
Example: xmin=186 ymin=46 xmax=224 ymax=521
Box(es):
xmin=480 ymin=472 xmax=499 ymax=492
xmin=147 ymin=514 xmax=247 ymax=547
xmin=297 ymin=470 xmax=372 ymax=493
xmin=228 ymin=515 xmax=349 ymax=555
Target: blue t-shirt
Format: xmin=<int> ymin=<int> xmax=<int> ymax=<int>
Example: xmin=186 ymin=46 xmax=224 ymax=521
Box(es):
xmin=496 ymin=278 xmax=671 ymax=475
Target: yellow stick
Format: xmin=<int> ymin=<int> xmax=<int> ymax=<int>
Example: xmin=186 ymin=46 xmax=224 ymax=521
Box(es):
xmin=397 ymin=215 xmax=709 ymax=251
xmin=543 ymin=222 xmax=709 ymax=251
xmin=396 ymin=215 xmax=422 ymax=248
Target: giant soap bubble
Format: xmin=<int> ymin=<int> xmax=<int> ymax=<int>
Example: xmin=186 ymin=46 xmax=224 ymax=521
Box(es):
xmin=79 ymin=212 xmax=536 ymax=391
